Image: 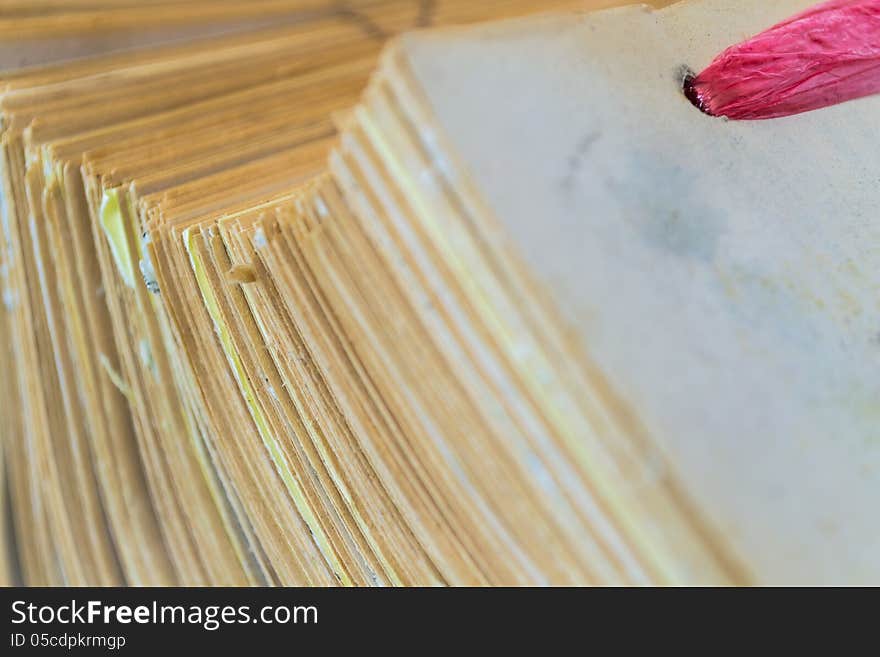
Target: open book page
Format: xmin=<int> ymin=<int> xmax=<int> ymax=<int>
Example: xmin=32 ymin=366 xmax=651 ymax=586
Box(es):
xmin=391 ymin=0 xmax=880 ymax=583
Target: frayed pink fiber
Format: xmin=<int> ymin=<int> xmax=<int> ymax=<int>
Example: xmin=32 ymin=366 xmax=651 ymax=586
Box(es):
xmin=687 ymin=0 xmax=880 ymax=120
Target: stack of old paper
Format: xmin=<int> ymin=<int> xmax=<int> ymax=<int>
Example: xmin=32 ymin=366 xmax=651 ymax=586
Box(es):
xmin=3 ymin=0 xmax=876 ymax=586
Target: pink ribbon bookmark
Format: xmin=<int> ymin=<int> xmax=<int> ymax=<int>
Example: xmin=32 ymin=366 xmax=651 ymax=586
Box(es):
xmin=684 ymin=0 xmax=880 ymax=120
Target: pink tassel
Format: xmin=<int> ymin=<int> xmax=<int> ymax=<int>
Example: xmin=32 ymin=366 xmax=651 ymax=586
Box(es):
xmin=684 ymin=0 xmax=880 ymax=120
